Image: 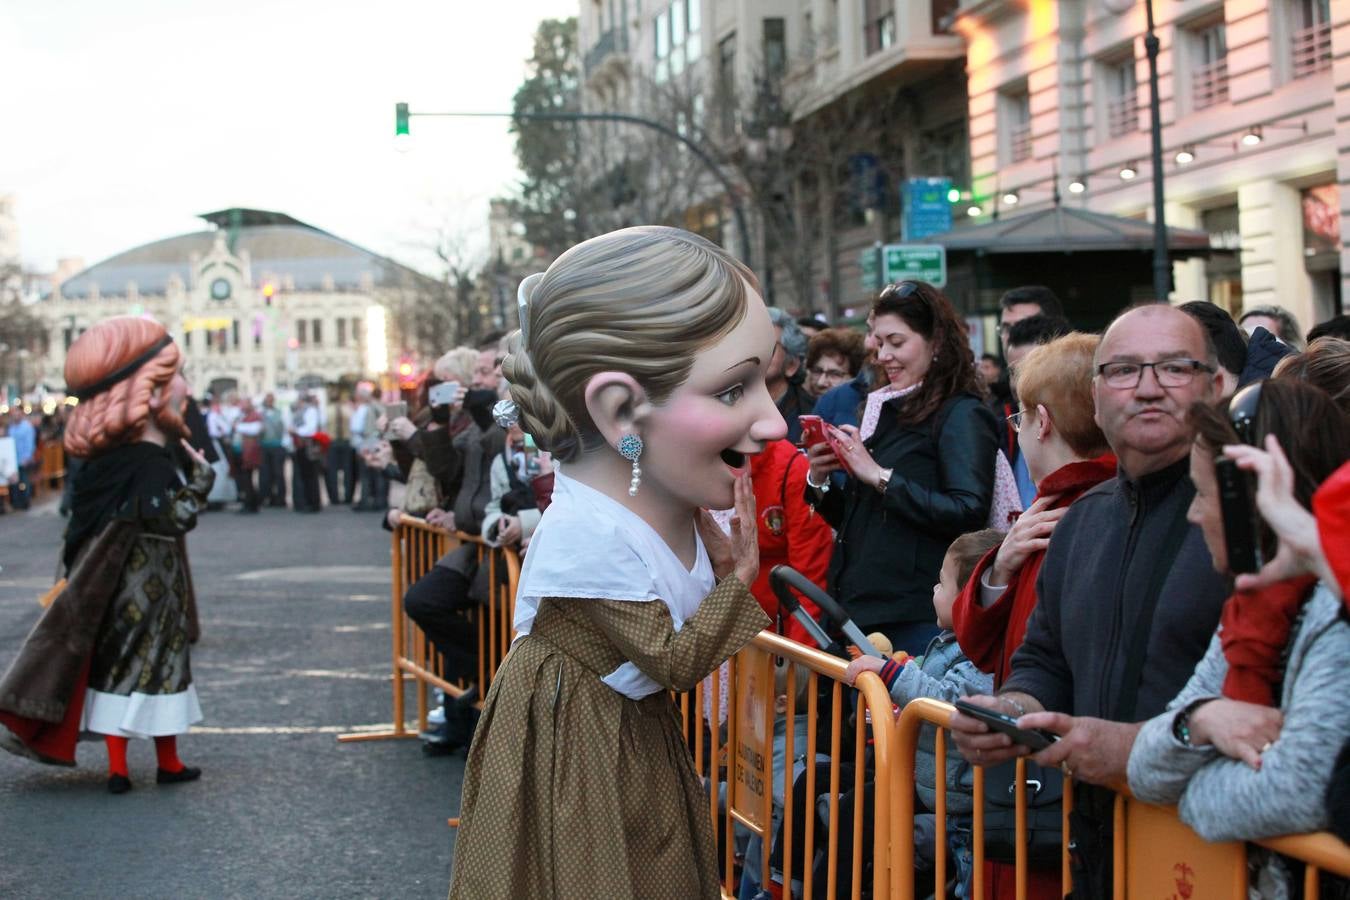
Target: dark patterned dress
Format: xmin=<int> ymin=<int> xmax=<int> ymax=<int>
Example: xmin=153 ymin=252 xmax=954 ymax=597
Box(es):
xmin=78 ymin=455 xmax=213 ymax=738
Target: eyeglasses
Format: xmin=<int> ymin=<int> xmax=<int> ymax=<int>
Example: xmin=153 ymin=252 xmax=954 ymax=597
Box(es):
xmin=1095 ymin=358 xmax=1215 ymax=389
xmin=808 ymin=365 xmax=849 ymax=381
xmin=1007 ymin=408 xmax=1026 ymax=432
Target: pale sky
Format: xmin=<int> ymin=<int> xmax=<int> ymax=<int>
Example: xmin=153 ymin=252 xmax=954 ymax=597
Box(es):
xmin=0 ymin=0 xmax=578 ymax=277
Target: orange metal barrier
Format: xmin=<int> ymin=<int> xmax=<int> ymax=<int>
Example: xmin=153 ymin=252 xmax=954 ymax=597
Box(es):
xmin=893 ymin=697 xmax=1350 ymax=900
xmin=338 ymin=516 xmax=520 ymax=743
xmin=678 ymin=631 xmax=898 ymax=900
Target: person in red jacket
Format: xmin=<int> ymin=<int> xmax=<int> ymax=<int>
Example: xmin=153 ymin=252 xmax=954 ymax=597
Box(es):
xmin=748 ymin=438 xmax=833 ymax=644
xmin=950 ymin=333 xmax=1115 ymax=900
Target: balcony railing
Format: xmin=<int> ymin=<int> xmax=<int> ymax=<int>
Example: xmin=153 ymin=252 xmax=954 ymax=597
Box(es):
xmin=1192 ymin=57 xmax=1229 ymax=110
xmin=1107 ymin=93 xmax=1139 ymax=138
xmin=1292 ymin=21 xmax=1332 ymax=79
xmin=584 ymin=28 xmax=628 ymax=77
xmin=1009 ymin=121 xmax=1032 ymax=163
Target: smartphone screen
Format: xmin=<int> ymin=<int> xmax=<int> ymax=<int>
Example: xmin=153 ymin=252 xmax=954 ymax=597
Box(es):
xmin=953 ymin=699 xmax=1058 ymax=752
xmin=428 ymin=381 xmax=461 ymax=408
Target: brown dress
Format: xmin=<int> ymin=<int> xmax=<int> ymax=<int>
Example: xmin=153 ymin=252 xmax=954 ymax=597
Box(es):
xmin=448 ymin=577 xmax=769 ymax=900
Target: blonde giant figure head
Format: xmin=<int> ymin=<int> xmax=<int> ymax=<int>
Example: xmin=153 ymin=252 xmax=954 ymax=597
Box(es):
xmin=504 ymin=226 xmax=787 ymax=513
xmin=64 ymin=317 xmax=188 ymax=459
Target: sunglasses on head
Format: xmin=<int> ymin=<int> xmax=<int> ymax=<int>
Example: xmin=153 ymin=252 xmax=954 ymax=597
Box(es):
xmin=1227 ymin=381 xmax=1262 ymax=446
xmin=879 ymin=281 xmax=921 ymax=301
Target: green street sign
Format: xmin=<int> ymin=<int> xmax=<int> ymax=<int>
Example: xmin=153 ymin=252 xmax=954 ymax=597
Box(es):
xmin=860 ymin=246 xmax=881 ymax=291
xmin=883 ymin=244 xmax=946 ymax=288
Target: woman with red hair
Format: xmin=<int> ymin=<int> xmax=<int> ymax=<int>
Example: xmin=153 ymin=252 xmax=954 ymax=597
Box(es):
xmin=0 ymin=316 xmax=214 ymax=794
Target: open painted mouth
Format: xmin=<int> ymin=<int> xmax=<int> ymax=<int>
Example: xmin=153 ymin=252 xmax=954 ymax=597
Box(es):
xmin=720 ymin=449 xmax=747 ymax=469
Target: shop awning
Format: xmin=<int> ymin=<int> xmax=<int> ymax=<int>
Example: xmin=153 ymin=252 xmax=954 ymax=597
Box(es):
xmin=926 ymin=206 xmax=1218 ymax=258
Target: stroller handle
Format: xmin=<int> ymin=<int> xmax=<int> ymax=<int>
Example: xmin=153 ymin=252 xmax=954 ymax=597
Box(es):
xmin=769 ymin=565 xmax=885 ymax=658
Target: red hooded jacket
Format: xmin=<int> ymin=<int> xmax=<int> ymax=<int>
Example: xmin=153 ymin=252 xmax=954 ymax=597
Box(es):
xmin=749 ymin=440 xmax=832 ymax=645
xmin=951 ymin=454 xmax=1117 ymax=687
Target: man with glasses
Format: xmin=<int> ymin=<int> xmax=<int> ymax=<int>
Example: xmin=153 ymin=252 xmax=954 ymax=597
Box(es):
xmin=951 ymin=304 xmax=1230 ymax=895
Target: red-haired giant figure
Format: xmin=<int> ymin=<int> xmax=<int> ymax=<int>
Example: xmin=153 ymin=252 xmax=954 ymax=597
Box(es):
xmin=0 ymin=316 xmax=214 ymax=793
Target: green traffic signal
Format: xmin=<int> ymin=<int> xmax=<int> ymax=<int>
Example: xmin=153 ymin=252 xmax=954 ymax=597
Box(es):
xmin=946 ymin=186 xmax=961 ymax=203
xmin=395 ymin=103 xmax=410 ymax=136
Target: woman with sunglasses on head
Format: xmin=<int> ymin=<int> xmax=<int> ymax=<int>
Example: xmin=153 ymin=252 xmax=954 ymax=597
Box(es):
xmin=1127 ymin=379 xmax=1350 ymax=896
xmin=804 ymin=281 xmax=999 ymax=655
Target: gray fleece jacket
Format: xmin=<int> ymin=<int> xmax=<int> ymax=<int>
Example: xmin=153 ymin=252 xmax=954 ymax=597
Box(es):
xmin=1127 ymin=583 xmax=1350 ymax=842
xmin=881 ymin=629 xmax=993 ymax=814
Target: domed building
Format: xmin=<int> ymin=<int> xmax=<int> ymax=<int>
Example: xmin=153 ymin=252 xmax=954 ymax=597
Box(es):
xmin=40 ymin=208 xmax=435 ymax=397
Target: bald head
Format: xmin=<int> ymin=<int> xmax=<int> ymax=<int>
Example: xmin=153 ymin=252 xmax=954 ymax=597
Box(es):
xmin=1092 ymin=304 xmax=1220 ymax=478
xmin=1096 ymin=304 xmax=1216 ymax=370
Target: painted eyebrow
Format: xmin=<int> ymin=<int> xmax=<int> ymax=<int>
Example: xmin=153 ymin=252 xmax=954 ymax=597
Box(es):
xmin=724 ymin=356 xmax=761 ymax=372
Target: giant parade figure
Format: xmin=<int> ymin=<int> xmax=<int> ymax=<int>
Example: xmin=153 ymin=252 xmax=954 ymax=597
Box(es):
xmin=448 ymin=226 xmax=787 ymax=898
xmin=0 ymin=316 xmax=213 ymax=794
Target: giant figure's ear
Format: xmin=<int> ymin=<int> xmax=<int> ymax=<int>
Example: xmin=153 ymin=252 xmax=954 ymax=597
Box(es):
xmin=583 ymin=371 xmax=653 ymax=449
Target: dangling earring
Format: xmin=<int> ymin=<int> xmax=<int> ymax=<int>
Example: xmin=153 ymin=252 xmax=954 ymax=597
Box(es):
xmin=617 ymin=434 xmax=644 ymax=496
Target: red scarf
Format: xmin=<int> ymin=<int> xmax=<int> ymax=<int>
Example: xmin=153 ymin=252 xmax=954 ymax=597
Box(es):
xmin=1219 ymin=575 xmax=1318 ymax=705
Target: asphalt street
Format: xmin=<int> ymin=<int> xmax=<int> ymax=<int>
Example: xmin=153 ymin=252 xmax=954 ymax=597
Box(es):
xmin=0 ymin=495 xmax=463 ymax=899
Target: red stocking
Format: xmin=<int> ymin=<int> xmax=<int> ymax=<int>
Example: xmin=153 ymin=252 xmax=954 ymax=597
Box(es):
xmin=104 ymin=735 xmax=130 ymax=777
xmin=154 ymin=735 xmax=185 ymax=773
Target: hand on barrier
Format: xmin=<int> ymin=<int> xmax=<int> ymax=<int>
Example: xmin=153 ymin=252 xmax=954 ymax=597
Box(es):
xmin=1185 ymin=697 xmax=1283 ymax=770
xmin=425 ymin=509 xmax=455 ymax=531
xmin=386 ymin=509 xmax=404 ymax=529
xmin=696 ymin=472 xmax=758 ymax=585
xmin=949 ymin=694 xmax=1035 ymax=768
xmin=497 ymin=515 xmax=522 ymax=546
xmin=1021 ymin=712 xmax=1142 ymax=785
xmin=989 ymin=494 xmax=1067 ymax=585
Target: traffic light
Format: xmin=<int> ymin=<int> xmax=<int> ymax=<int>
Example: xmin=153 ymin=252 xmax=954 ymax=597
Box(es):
xmin=394 ymin=103 xmax=410 ymax=151
xmin=262 ymin=283 xmax=275 ymax=306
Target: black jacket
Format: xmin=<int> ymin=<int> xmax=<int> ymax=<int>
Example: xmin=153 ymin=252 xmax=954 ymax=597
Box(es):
xmin=1005 ymin=457 xmax=1229 ymax=721
xmin=808 ymin=391 xmax=998 ymax=629
xmin=1239 ymin=325 xmax=1295 ymax=387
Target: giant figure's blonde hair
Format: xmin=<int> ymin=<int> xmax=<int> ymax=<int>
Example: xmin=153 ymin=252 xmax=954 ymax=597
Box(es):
xmin=64 ymin=316 xmax=185 ymax=458
xmin=504 ymin=226 xmax=757 ymax=462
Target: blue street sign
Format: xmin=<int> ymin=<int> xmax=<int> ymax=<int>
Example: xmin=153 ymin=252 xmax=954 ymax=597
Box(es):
xmin=903 ymin=177 xmax=953 ymax=242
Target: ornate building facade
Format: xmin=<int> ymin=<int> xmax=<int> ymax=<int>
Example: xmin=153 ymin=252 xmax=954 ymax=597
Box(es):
xmin=38 ymin=208 xmax=434 ymax=397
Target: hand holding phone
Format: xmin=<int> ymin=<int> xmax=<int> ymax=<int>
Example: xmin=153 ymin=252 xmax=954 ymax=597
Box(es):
xmin=798 ymin=414 xmax=828 ymax=449
xmin=953 ymin=699 xmax=1059 ymax=753
xmin=1215 ymin=457 xmax=1263 ymax=574
xmin=428 ymin=381 xmax=461 ymax=408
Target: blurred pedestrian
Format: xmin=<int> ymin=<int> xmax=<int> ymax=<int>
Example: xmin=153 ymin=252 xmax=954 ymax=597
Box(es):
xmin=6 ymin=406 xmax=36 ymax=510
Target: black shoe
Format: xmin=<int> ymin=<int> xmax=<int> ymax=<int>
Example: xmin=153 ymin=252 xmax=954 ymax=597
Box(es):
xmin=421 ymin=740 xmax=461 ymax=757
xmin=108 ymin=774 xmax=132 ymax=794
xmin=156 ymin=766 xmax=202 ymax=785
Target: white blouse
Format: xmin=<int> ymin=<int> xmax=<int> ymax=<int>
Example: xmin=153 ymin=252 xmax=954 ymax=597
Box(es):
xmin=513 ymin=468 xmax=715 ymax=699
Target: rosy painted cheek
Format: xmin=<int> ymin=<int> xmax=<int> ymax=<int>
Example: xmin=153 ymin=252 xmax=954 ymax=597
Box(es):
xmin=656 ymin=398 xmax=745 ymax=452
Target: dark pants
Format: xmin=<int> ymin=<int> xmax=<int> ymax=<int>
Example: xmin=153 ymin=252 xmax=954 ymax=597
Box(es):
xmin=8 ymin=463 xmax=33 ymax=510
xmin=325 ymin=441 xmax=357 ymax=504
xmin=236 ymin=466 xmax=260 ymax=511
xmin=403 ymin=566 xmax=478 ymax=683
xmin=292 ymin=448 xmax=322 ymax=512
xmin=356 ymin=457 xmax=388 ymax=509
xmin=60 ymin=456 xmax=84 ymax=516
xmin=260 ymin=445 xmax=287 ymax=505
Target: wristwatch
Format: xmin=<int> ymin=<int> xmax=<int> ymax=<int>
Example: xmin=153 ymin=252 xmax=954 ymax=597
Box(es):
xmin=875 ymin=467 xmax=893 ymax=494
xmin=1172 ymin=699 xmax=1212 ymax=747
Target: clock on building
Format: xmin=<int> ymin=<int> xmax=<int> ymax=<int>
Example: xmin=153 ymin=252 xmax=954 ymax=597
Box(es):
xmin=210 ymin=277 xmax=232 ymax=301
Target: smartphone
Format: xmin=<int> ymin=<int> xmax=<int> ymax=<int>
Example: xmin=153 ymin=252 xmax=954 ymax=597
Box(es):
xmin=798 ymin=415 xmax=854 ymax=476
xmin=428 ymin=381 xmax=461 ymax=408
xmin=798 ymin=415 xmax=828 ymax=449
xmin=382 ymin=401 xmax=408 ymax=438
xmin=953 ymin=699 xmax=1059 ymax=753
xmin=1215 ymin=457 xmax=1263 ymax=574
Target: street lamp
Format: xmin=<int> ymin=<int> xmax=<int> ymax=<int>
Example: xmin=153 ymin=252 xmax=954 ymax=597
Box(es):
xmin=1143 ymin=0 xmax=1170 ymax=301
xmin=394 ymin=104 xmax=753 ymax=269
